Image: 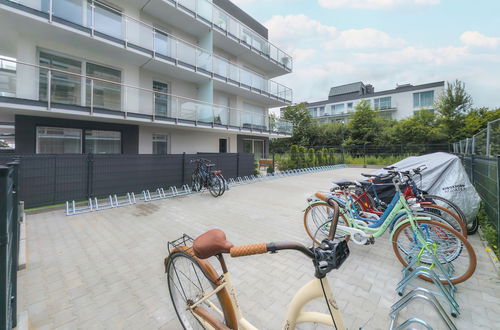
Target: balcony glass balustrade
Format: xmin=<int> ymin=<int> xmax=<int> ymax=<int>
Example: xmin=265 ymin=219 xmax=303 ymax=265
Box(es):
xmin=0 ymin=58 xmax=293 ymax=135
xmin=4 ymin=0 xmax=292 ymax=103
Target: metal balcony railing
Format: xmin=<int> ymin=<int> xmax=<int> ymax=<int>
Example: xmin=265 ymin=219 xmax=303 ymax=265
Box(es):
xmin=0 ymin=58 xmax=293 ymax=135
xmin=2 ymin=0 xmax=293 ymax=103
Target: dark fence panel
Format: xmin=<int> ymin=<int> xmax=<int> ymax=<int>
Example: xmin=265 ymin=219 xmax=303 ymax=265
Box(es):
xmin=0 ymin=162 xmax=19 ymax=329
xmin=3 ymin=153 xmax=254 ymax=208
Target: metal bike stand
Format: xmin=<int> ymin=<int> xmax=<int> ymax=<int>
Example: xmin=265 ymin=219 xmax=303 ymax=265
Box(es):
xmin=237 ymin=177 xmax=244 ymax=185
xmin=113 ymin=193 xmax=136 ymax=207
xmin=65 ymin=199 xmax=94 ymax=215
xmin=94 ymin=196 xmax=115 ymax=211
xmin=389 ymin=287 xmax=457 ymax=330
xmin=392 ymin=317 xmax=433 ymax=330
xmin=397 ymin=252 xmax=459 ymax=317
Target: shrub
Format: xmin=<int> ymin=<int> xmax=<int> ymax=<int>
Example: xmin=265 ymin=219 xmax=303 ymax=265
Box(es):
xmin=477 ymin=203 xmax=499 ymax=257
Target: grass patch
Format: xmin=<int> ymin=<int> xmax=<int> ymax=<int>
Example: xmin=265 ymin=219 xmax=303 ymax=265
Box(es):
xmin=477 ymin=202 xmax=499 ymax=258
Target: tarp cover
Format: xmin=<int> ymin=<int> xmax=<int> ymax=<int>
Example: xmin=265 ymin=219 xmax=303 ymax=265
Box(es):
xmin=370 ymin=152 xmax=480 ymax=223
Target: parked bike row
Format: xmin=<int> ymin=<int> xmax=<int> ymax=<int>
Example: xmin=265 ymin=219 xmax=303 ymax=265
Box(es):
xmin=165 ymin=164 xmax=476 ymax=329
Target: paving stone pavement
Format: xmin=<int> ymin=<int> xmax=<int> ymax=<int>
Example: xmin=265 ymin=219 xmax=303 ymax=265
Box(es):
xmin=18 ymin=168 xmax=500 ymax=329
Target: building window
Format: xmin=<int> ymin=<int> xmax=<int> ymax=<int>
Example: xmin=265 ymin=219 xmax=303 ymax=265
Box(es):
xmin=36 ymin=127 xmax=82 ymax=154
xmin=85 ymin=130 xmax=121 ymax=154
xmin=374 ymin=97 xmax=391 ymax=110
xmin=331 ymin=104 xmax=345 ymax=114
xmin=413 ymin=91 xmax=435 ymax=108
xmin=0 ymin=56 xmax=16 ymax=97
xmin=219 ymin=139 xmax=228 ymax=153
xmin=153 ymin=81 xmax=169 ymax=117
xmin=347 ymin=102 xmax=353 ymax=111
xmin=243 ymin=139 xmax=264 ymax=159
xmin=243 ymin=102 xmax=265 ymax=129
xmin=39 ymin=52 xmax=82 ymax=106
xmin=152 ymin=134 xmax=168 ymax=155
xmin=86 ymin=62 xmax=121 ymax=111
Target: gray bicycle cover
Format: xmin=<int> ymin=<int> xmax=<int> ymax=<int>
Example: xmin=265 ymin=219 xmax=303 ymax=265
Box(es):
xmin=370 ymin=152 xmax=480 ymax=223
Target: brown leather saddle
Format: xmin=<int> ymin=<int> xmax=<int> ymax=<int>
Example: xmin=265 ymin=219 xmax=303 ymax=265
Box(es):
xmin=193 ymin=229 xmax=234 ymax=259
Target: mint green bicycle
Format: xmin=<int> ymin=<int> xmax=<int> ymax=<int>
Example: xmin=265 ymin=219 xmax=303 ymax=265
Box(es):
xmin=304 ymin=170 xmax=476 ymax=284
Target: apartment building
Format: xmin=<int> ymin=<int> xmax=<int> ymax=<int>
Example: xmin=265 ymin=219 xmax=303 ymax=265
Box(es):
xmin=0 ymin=0 xmax=293 ymax=158
xmin=293 ymin=81 xmax=444 ymax=123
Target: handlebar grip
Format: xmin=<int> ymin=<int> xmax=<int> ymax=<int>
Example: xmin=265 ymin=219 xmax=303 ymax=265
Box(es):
xmin=230 ymin=243 xmax=267 ymax=257
xmin=314 ymin=192 xmax=330 ymax=203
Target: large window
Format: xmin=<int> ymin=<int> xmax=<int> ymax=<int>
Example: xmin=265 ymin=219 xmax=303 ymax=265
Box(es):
xmin=0 ymin=56 xmax=16 ymax=97
xmin=243 ymin=102 xmax=265 ymax=129
xmin=152 ymin=134 xmax=168 ymax=155
xmin=36 ymin=126 xmax=121 ymax=154
xmin=153 ymin=81 xmax=169 ymax=117
xmin=85 ymin=130 xmax=121 ymax=154
xmin=374 ymin=97 xmax=391 ymax=110
xmin=36 ymin=127 xmax=82 ymax=154
xmin=39 ymin=52 xmax=82 ymax=106
xmin=86 ymin=62 xmax=121 ymax=111
xmin=413 ymin=91 xmax=435 ymax=108
xmin=243 ymin=139 xmax=264 ymax=159
xmin=331 ymin=104 xmax=345 ymax=115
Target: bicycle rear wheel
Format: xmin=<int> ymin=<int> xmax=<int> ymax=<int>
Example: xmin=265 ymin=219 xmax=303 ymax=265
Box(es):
xmin=208 ymin=174 xmax=223 ymax=197
xmin=392 ymin=219 xmax=476 ymax=284
xmin=304 ymin=202 xmax=351 ymax=245
xmin=216 ymin=173 xmax=227 ymax=196
xmin=191 ymin=171 xmax=202 ymax=192
xmin=419 ymin=204 xmax=467 ymax=238
xmin=423 ymin=194 xmax=477 ymax=235
xmin=166 ymin=250 xmax=230 ymax=329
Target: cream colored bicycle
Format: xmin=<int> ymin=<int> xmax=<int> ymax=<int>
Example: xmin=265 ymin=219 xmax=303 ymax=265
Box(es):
xmin=164 ymin=193 xmax=349 ymax=329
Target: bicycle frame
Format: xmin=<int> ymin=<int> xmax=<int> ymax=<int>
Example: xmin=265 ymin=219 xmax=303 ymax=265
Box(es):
xmin=190 ymin=271 xmax=345 ymax=329
xmin=311 ymin=184 xmax=431 ymax=246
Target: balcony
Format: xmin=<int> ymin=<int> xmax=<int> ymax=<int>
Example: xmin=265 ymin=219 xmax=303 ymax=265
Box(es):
xmin=0 ymin=0 xmax=293 ymax=105
xmin=142 ymin=0 xmax=293 ymax=76
xmin=0 ymin=58 xmax=293 ymax=136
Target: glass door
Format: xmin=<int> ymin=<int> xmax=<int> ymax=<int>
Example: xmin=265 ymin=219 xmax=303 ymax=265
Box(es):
xmin=153 ymin=81 xmax=169 ymax=117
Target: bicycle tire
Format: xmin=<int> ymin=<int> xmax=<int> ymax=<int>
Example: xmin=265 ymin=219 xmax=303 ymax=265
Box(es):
xmin=208 ymin=174 xmax=223 ymax=198
xmin=216 ymin=173 xmax=227 ymax=196
xmin=166 ymin=250 xmax=236 ymax=329
xmin=419 ymin=204 xmax=467 ymax=238
xmin=304 ymin=202 xmax=351 ymax=245
xmin=392 ymin=219 xmax=476 ymax=284
xmin=422 ymin=194 xmax=474 ymax=235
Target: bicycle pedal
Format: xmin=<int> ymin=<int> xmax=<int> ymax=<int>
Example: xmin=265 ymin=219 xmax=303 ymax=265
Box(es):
xmin=364 ymin=237 xmax=375 ymax=245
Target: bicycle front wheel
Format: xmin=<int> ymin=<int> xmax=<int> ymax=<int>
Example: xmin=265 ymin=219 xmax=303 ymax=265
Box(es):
xmin=423 ymin=194 xmax=474 ymax=235
xmin=166 ymin=250 xmax=230 ymax=329
xmin=392 ymin=219 xmax=476 ymax=284
xmin=191 ymin=172 xmax=202 ymax=192
xmin=304 ymin=202 xmax=351 ymax=245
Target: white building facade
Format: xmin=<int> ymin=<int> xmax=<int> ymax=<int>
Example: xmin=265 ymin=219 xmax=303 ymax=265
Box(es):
xmin=0 ymin=0 xmax=293 ymax=158
xmin=302 ymin=81 xmax=445 ymax=123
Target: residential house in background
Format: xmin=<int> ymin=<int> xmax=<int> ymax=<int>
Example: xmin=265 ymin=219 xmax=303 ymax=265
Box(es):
xmin=0 ymin=0 xmax=293 ymax=159
xmin=284 ymin=81 xmax=444 ymax=123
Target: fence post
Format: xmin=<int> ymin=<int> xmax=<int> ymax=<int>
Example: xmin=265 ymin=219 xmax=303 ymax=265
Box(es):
xmin=86 ymin=153 xmax=94 ymax=199
xmin=9 ymin=161 xmax=19 ymax=328
xmin=182 ymin=152 xmax=186 ymax=185
xmin=470 ymin=154 xmax=475 ymax=184
xmin=486 ymin=122 xmax=491 ymax=157
xmin=272 ymin=153 xmax=275 ymax=172
xmin=236 ymin=153 xmax=240 ymax=178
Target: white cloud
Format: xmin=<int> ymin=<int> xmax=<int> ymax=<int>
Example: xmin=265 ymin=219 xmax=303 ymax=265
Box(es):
xmin=318 ymin=0 xmax=440 ymax=10
xmin=323 ymin=28 xmax=406 ymax=49
xmin=265 ymin=15 xmax=337 ymax=45
xmin=460 ymin=31 xmax=500 ymax=48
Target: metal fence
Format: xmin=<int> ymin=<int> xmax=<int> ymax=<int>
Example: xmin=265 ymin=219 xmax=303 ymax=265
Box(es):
xmin=0 ymin=162 xmax=20 ymax=329
xmin=458 ymin=154 xmax=499 ymax=249
xmin=0 ymin=153 xmax=254 ymax=209
xmin=453 ymin=118 xmax=500 ymax=156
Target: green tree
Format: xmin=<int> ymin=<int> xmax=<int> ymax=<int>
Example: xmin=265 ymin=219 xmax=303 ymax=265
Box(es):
xmin=387 ymin=110 xmax=447 ymax=145
xmin=345 ymin=100 xmax=391 ymax=145
xmin=281 ymin=103 xmax=315 ymax=145
xmin=309 ymin=122 xmax=345 ymax=147
xmin=435 ymin=80 xmax=473 ymax=141
xmin=462 ymin=107 xmax=500 ymax=137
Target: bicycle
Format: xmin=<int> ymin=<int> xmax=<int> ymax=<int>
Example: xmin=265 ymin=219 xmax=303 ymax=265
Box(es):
xmin=304 ymin=169 xmax=476 ymax=284
xmin=328 ymin=167 xmax=467 ymax=237
xmin=190 ymin=158 xmax=226 ymax=197
xmin=165 ymin=196 xmax=350 ymax=329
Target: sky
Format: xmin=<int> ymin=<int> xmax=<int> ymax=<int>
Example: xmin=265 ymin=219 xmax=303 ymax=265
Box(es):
xmin=231 ymin=0 xmax=500 ymax=110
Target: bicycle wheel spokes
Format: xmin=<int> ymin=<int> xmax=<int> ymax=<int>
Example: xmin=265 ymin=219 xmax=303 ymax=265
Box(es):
xmin=167 ymin=252 xmax=225 ymax=329
xmin=392 ymin=220 xmax=476 ymax=284
xmin=208 ymin=175 xmax=223 ymax=197
xmin=304 ymin=203 xmax=350 ymax=245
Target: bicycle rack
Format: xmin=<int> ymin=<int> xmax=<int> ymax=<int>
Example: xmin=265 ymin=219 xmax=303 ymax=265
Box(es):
xmin=94 ymin=196 xmax=115 ymax=211
xmin=112 ymin=193 xmax=136 ymax=207
xmin=65 ymin=199 xmax=94 ymax=215
xmin=389 ymin=288 xmax=457 ymax=330
xmin=177 ymin=185 xmax=192 ymax=196
xmin=142 ymin=188 xmax=167 ymax=202
xmin=397 ymin=250 xmax=459 ymax=317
